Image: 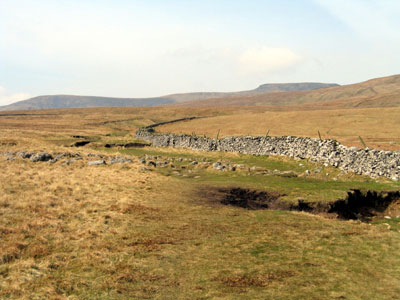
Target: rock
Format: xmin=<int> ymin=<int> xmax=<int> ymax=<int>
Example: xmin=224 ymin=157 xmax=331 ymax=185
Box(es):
xmin=139 ymin=158 xmax=146 ymax=164
xmin=109 ymin=157 xmax=132 ymax=164
xmin=88 ymin=160 xmax=106 ymax=166
xmin=233 ymin=164 xmax=246 ymax=170
xmin=17 ymin=151 xmax=33 ymax=159
xmin=278 ymin=171 xmax=297 ymax=178
xmin=30 ymin=152 xmax=53 ymax=162
xmin=212 ymin=162 xmax=226 ymax=170
xmin=54 ymin=154 xmax=66 ymax=160
xmin=191 ymin=161 xmax=198 ymax=165
xmin=250 ymin=166 xmax=265 ymax=172
xmin=146 ymin=161 xmax=156 ymax=167
xmin=305 ymin=170 xmax=310 ymax=175
xmin=62 ymin=159 xmax=75 ymax=166
xmin=227 ymin=165 xmax=236 ymax=172
xmin=212 ymin=162 xmax=221 ymax=169
xmin=212 ymin=162 xmax=226 ymax=171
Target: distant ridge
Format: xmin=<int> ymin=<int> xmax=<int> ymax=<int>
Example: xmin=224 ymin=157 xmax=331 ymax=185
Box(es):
xmin=0 ymin=95 xmax=175 ymax=111
xmin=0 ymin=82 xmax=338 ymax=111
xmin=176 ymin=74 xmax=400 ymax=109
xmin=165 ymin=82 xmax=339 ymax=102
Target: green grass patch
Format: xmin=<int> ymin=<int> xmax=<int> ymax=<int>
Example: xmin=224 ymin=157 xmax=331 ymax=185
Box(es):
xmin=103 ymin=146 xmax=400 ymax=204
xmin=175 ymin=168 xmax=398 ymax=203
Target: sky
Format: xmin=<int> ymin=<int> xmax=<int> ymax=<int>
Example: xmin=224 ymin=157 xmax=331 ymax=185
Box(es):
xmin=0 ymin=0 xmax=400 ymax=105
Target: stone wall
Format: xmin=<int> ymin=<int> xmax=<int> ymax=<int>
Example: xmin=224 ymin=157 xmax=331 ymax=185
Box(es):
xmin=136 ymin=128 xmax=400 ymax=180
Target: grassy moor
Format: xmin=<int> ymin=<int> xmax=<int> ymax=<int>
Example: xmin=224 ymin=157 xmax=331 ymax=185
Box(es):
xmin=1 ymin=107 xmax=400 ymax=299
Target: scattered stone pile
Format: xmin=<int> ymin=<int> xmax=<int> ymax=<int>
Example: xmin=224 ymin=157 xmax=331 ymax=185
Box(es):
xmin=138 ymin=154 xmax=239 ymax=172
xmin=137 ymin=154 xmax=303 ymax=178
xmin=136 ymin=128 xmax=400 ymax=180
xmin=1 ymin=151 xmax=132 ymax=166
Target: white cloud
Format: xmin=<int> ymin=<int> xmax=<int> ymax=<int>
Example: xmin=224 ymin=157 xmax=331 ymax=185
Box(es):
xmin=238 ymin=47 xmax=302 ymax=74
xmin=0 ymin=86 xmax=30 ymax=106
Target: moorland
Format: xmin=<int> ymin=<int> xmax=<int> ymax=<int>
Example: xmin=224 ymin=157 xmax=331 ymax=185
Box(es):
xmin=1 ymin=74 xmax=400 ymax=299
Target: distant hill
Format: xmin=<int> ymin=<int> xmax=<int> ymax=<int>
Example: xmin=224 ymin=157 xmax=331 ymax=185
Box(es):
xmin=165 ymin=82 xmax=339 ymax=103
xmin=0 ymin=82 xmax=338 ymax=111
xmin=176 ymin=74 xmax=400 ymax=109
xmin=0 ymin=95 xmax=175 ymax=111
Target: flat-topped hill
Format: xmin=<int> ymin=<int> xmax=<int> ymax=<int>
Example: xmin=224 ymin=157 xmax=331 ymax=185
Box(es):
xmin=176 ymin=74 xmax=400 ymax=109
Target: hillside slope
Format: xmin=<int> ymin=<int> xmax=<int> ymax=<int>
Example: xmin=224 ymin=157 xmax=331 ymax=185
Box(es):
xmin=0 ymin=82 xmax=338 ymax=111
xmin=177 ymin=74 xmax=400 ymax=108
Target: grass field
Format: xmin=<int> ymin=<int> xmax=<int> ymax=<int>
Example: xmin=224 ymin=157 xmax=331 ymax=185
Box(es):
xmin=159 ymin=107 xmax=400 ymax=151
xmin=1 ymin=108 xmax=400 ymax=299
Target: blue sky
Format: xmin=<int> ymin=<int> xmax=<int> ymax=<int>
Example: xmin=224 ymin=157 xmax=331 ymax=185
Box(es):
xmin=0 ymin=0 xmax=399 ymax=104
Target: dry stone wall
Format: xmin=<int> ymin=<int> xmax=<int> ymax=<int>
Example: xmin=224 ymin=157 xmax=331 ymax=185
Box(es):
xmin=136 ymin=128 xmax=400 ymax=181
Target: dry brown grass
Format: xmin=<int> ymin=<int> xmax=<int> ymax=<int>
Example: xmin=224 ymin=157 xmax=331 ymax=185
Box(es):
xmin=0 ymin=106 xmax=226 ymax=134
xmin=2 ymin=152 xmax=399 ymax=299
xmin=0 ymin=107 xmax=400 ymax=299
xmin=0 ymin=145 xmax=180 ymax=299
xmin=3 ymin=104 xmax=399 ymax=151
xmin=159 ymin=106 xmax=400 ymax=151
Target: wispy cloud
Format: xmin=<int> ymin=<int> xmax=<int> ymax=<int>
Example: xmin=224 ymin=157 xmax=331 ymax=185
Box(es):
xmin=0 ymin=86 xmax=30 ymax=106
xmin=314 ymin=0 xmax=400 ymax=40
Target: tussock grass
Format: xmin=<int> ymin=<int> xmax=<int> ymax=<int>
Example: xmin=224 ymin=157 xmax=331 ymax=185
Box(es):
xmin=0 ymin=108 xmax=400 ymax=299
xmin=2 ymin=157 xmax=400 ymax=299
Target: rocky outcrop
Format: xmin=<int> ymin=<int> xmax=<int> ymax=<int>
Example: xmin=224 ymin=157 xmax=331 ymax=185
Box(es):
xmin=136 ymin=128 xmax=400 ymax=180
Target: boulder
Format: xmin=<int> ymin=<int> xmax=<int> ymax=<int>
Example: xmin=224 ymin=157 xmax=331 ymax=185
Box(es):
xmin=88 ymin=160 xmax=106 ymax=166
xmin=30 ymin=152 xmax=53 ymax=162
